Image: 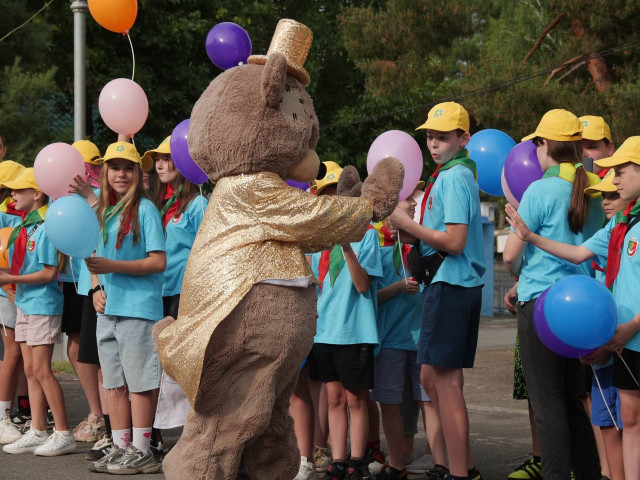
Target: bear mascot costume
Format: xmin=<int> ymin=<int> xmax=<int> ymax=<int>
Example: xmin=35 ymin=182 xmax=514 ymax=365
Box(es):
xmin=154 ymin=19 xmax=404 ymax=480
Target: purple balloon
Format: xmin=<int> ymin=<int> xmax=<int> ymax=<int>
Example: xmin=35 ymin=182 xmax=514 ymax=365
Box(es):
xmin=286 ymin=179 xmax=310 ymax=191
xmin=205 ymin=22 xmax=252 ymax=70
xmin=533 ymin=288 xmax=594 ymax=358
xmin=170 ymin=119 xmax=208 ymax=184
xmin=504 ymin=141 xmax=543 ymax=202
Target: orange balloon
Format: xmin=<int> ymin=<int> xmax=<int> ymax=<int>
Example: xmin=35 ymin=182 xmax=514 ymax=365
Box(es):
xmin=88 ymin=0 xmax=138 ymax=34
xmin=0 ymin=227 xmax=12 ymax=269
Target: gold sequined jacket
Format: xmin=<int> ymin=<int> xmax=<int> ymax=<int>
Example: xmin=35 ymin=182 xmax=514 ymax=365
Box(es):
xmin=157 ymin=171 xmax=373 ymax=404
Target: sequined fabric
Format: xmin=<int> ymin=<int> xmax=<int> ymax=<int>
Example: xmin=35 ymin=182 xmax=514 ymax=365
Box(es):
xmin=157 ymin=171 xmax=373 ymax=404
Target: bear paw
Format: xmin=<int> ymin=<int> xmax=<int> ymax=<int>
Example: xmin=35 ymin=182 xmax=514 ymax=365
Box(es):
xmin=337 ymin=165 xmax=363 ymax=198
xmin=152 ymin=316 xmax=176 ymax=349
xmin=361 ymin=157 xmax=404 ymax=221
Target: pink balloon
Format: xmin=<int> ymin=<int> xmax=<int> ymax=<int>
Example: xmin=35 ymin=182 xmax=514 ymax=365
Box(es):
xmin=501 ymin=168 xmax=519 ymax=208
xmin=98 ymin=78 xmax=149 ymax=135
xmin=367 ymin=130 xmax=423 ymax=201
xmin=34 ymin=143 xmax=85 ymax=199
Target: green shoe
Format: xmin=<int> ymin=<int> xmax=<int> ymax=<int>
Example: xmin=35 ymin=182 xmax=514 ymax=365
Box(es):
xmin=507 ymin=456 xmax=542 ymax=479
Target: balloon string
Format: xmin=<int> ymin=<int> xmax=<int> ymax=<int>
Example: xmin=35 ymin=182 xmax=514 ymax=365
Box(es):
xmin=619 ymin=354 xmax=640 ymax=388
xmin=591 ymin=365 xmax=619 ymax=431
xmin=69 ymin=259 xmax=79 ymax=295
xmin=398 ymin=230 xmax=408 ymax=285
xmin=199 ymin=185 xmax=205 ymax=218
xmin=126 ymin=32 xmax=135 ymax=81
xmin=0 ymin=301 xmax=5 ymax=337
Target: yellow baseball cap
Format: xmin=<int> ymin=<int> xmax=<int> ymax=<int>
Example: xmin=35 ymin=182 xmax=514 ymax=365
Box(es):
xmin=579 ymin=116 xmax=612 ymax=142
xmin=101 ymin=142 xmax=153 ymax=172
xmin=312 ymin=161 xmax=343 ymax=195
xmin=3 ymin=168 xmax=40 ymax=191
xmin=522 ymin=109 xmax=583 ymax=142
xmin=584 ymin=168 xmax=617 ymax=195
xmin=594 ymin=136 xmax=640 ymax=169
xmin=72 ymin=140 xmax=102 ymax=165
xmin=141 ymin=136 xmax=171 ymax=170
xmin=416 ymin=102 xmax=470 ymax=132
xmin=0 ymin=161 xmax=26 ymax=187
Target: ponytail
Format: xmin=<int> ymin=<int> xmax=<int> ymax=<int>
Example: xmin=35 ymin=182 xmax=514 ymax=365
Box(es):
xmin=544 ymin=138 xmax=589 ymax=233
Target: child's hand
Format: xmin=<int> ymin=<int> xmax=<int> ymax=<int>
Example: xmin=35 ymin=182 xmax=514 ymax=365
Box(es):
xmin=92 ymin=289 xmax=106 ymax=314
xmin=605 ymin=320 xmax=640 ymax=354
xmin=69 ymin=175 xmax=92 ymax=198
xmin=505 ymin=204 xmax=532 ymax=242
xmin=85 ymin=257 xmax=113 ymax=275
xmin=579 ymin=347 xmax=611 ymax=366
xmin=398 ymin=278 xmax=419 ymax=295
xmin=504 ymin=282 xmax=518 ymax=315
xmin=388 ymin=207 xmax=412 ymax=230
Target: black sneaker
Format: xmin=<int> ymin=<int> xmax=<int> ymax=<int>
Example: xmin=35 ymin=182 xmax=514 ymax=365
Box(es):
xmin=85 ymin=433 xmax=113 ymax=461
xmin=46 ymin=407 xmax=54 ymax=427
xmin=345 ymin=467 xmax=364 ymax=480
xmin=322 ymin=464 xmax=346 ymax=480
xmin=364 ymin=446 xmax=386 ymax=477
xmin=10 ymin=410 xmax=31 ymax=425
xmin=468 ymin=467 xmax=483 ymax=480
xmin=427 ymin=464 xmax=449 ymax=480
xmin=149 ymin=439 xmax=164 ymax=462
xmin=371 ymin=466 xmax=408 ymax=479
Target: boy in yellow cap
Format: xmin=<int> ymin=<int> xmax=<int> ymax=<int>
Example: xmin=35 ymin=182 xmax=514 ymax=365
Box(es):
xmin=312 ymin=161 xmax=343 ymax=196
xmin=580 ymin=116 xmax=614 ymax=175
xmin=389 ymin=101 xmax=485 ymax=480
xmin=506 ymin=136 xmax=640 ymax=479
xmin=0 ymin=161 xmax=26 ymax=213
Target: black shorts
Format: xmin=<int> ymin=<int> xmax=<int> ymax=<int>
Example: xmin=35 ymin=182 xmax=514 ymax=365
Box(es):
xmin=163 ymin=295 xmax=180 ymax=319
xmin=77 ymin=295 xmax=99 ymax=365
xmin=308 ymin=343 xmax=374 ymax=392
xmin=418 ymin=282 xmax=482 ymax=369
xmin=61 ymin=282 xmax=84 ymax=334
xmin=613 ymin=348 xmax=640 ymax=391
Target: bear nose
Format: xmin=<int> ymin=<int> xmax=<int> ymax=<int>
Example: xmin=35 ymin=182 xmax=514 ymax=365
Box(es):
xmin=316 ymin=162 xmax=327 ymax=180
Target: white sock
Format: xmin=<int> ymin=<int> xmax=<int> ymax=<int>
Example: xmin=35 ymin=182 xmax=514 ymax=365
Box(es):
xmin=132 ymin=427 xmax=152 ymax=454
xmin=112 ymin=428 xmax=131 ymax=449
xmin=0 ymin=401 xmax=10 ymax=419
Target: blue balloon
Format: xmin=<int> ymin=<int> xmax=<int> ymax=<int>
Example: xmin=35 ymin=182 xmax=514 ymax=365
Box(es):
xmin=45 ymin=196 xmax=99 ymax=259
xmin=544 ymin=275 xmax=618 ymax=349
xmin=466 ymin=129 xmax=516 ymax=196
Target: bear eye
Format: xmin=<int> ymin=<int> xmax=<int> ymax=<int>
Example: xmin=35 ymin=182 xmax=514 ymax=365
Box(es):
xmin=279 ymin=84 xmax=305 ymax=121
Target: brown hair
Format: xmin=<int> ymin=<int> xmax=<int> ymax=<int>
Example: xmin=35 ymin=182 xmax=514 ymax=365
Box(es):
xmin=96 ymin=161 xmax=145 ymax=246
xmin=152 ymin=159 xmax=199 ymax=217
xmin=544 ymin=138 xmax=590 ymax=233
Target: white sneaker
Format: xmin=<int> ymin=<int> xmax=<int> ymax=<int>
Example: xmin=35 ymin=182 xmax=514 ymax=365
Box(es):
xmin=294 ymin=456 xmax=318 ymax=480
xmin=3 ymin=427 xmax=48 ymax=454
xmin=406 ymin=452 xmax=435 ymax=473
xmin=33 ymin=430 xmax=76 ymax=456
xmin=0 ymin=417 xmax=24 ymax=445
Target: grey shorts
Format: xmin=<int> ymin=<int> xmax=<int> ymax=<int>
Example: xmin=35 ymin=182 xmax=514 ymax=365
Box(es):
xmin=371 ymin=348 xmax=429 ymax=405
xmin=0 ymin=296 xmax=17 ymax=329
xmin=96 ymin=315 xmax=161 ymax=393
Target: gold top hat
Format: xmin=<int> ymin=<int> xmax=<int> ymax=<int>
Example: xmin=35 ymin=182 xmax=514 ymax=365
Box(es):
xmin=247 ymin=19 xmax=313 ymax=86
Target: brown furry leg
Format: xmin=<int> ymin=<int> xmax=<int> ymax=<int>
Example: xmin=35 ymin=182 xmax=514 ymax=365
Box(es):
xmin=164 ymin=284 xmax=317 ymax=480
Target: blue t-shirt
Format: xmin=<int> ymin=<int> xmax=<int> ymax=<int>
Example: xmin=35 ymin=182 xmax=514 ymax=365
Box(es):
xmin=0 ymin=212 xmax=20 ymax=299
xmin=516 ymin=177 xmax=605 ymax=302
xmin=97 ymin=198 xmax=166 ymax=321
xmin=163 ymin=195 xmax=207 ymax=296
xmin=376 ymin=245 xmax=423 ymax=353
xmin=312 ymin=228 xmax=382 ymax=345
xmin=59 ymin=257 xmax=82 ymax=283
xmin=15 ymin=224 xmax=63 ymax=316
xmin=583 ymin=216 xmax=640 ymax=352
xmin=419 ymin=164 xmax=485 ymax=287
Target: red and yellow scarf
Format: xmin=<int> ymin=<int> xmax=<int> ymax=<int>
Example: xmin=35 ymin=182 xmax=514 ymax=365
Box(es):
xmin=8 ymin=205 xmax=48 ymax=278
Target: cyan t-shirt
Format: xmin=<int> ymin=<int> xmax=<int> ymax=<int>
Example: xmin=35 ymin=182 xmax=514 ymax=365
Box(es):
xmin=312 ymin=228 xmax=382 ymax=345
xmin=59 ymin=257 xmax=82 ymax=283
xmin=583 ymin=216 xmax=640 ymax=352
xmin=419 ymin=164 xmax=485 ymax=287
xmin=163 ymin=195 xmax=207 ymax=296
xmin=15 ymin=224 xmax=63 ymax=316
xmin=97 ymin=197 xmax=166 ymax=321
xmin=516 ymin=177 xmax=605 ymax=302
xmin=0 ymin=212 xmax=20 ymax=299
xmin=376 ymin=245 xmax=423 ymax=353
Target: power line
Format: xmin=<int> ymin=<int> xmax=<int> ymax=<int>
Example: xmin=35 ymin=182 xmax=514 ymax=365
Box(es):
xmin=320 ymin=41 xmax=640 ymax=130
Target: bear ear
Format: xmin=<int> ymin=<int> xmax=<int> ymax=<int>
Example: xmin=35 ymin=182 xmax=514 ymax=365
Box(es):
xmin=261 ymin=52 xmax=287 ymax=108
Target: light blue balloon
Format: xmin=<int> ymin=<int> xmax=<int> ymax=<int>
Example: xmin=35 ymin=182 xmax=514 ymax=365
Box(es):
xmin=466 ymin=129 xmax=516 ymax=196
xmin=45 ymin=196 xmax=99 ymax=259
xmin=544 ymin=275 xmax=618 ymax=350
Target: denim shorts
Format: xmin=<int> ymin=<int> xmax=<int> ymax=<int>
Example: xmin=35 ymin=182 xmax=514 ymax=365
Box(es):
xmin=96 ymin=315 xmax=161 ymax=393
xmin=371 ymin=348 xmax=429 ymax=405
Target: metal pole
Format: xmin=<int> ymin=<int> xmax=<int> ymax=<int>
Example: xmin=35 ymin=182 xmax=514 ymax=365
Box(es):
xmin=71 ymin=1 xmax=88 ymax=141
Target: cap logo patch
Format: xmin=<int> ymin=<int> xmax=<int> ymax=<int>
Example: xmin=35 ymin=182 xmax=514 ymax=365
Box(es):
xmin=582 ymin=120 xmax=590 ymax=127
xmin=327 ymin=173 xmax=336 ymax=181
xmin=116 ymin=146 xmax=125 ymax=152
xmin=628 ymin=237 xmax=638 ymax=257
xmin=433 ymin=109 xmax=445 ymax=118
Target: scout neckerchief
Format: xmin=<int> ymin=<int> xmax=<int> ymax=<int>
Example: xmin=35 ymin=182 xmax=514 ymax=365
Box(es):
xmin=370 ymin=221 xmax=411 ymax=276
xmin=419 ymin=149 xmax=477 ymax=223
xmin=161 ymin=184 xmax=182 ymax=228
xmin=9 ymin=205 xmax=48 ymax=277
xmin=606 ymin=201 xmax=640 ymax=289
xmin=542 ymin=162 xmax=601 ymax=195
xmin=317 ymin=244 xmax=344 ymax=290
xmin=0 ymin=197 xmax=23 ymax=217
xmin=103 ymin=189 xmax=134 ymax=250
